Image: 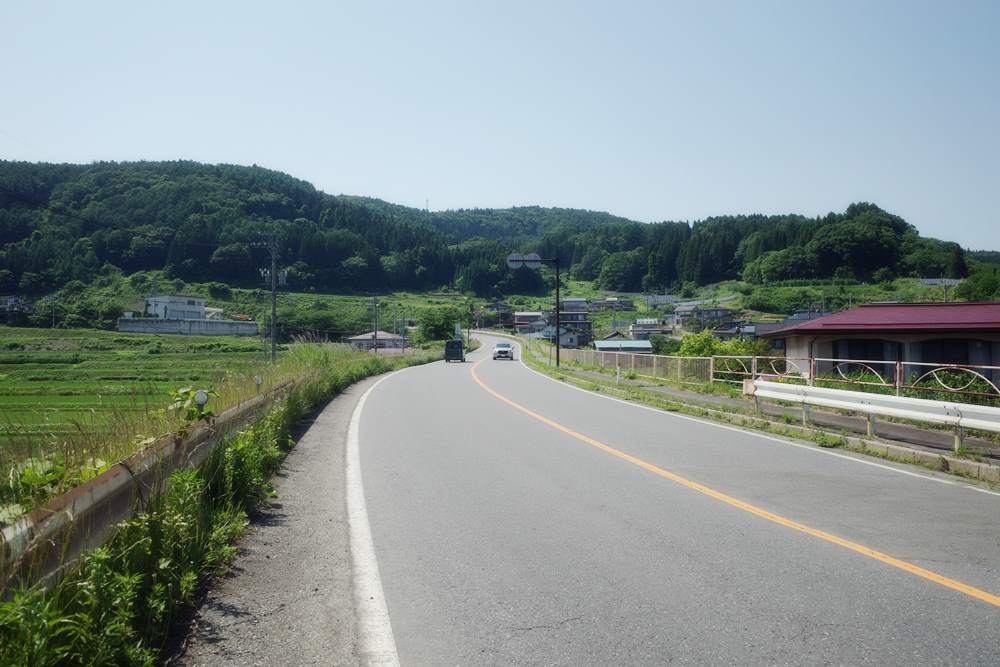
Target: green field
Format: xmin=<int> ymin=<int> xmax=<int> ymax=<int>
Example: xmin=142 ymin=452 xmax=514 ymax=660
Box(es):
xmin=0 ymin=327 xmax=269 ymax=444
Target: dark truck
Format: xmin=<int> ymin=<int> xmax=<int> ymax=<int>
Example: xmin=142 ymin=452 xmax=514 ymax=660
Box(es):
xmin=444 ymin=339 xmax=465 ymax=362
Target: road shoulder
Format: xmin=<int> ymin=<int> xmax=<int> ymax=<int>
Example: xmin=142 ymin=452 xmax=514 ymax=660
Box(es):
xmin=175 ymin=375 xmax=384 ymax=666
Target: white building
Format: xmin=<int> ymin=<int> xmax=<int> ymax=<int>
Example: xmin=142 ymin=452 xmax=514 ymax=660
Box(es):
xmin=347 ymin=330 xmax=410 ymax=350
xmin=147 ymin=295 xmax=206 ymax=320
xmin=117 ymin=294 xmax=258 ymax=336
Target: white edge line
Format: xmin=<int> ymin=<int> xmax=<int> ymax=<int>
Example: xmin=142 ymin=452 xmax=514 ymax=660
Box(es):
xmin=347 ymin=368 xmax=415 ymax=667
xmin=479 ymin=335 xmax=1000 ymax=498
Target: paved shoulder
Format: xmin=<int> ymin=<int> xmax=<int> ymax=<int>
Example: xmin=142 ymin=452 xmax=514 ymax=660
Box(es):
xmin=175 ymin=376 xmax=383 ymax=666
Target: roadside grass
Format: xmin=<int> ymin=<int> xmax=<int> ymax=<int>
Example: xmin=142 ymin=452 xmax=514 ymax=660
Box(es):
xmin=0 ymin=343 xmax=441 ymax=666
xmin=498 ymin=332 xmax=999 ymax=486
xmin=0 ymin=326 xmax=439 ymax=527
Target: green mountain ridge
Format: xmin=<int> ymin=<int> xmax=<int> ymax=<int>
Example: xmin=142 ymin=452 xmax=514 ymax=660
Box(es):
xmin=0 ymin=160 xmax=978 ymax=299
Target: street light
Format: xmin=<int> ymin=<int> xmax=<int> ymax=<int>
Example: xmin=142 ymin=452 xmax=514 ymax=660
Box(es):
xmin=507 ymin=252 xmax=562 ymax=367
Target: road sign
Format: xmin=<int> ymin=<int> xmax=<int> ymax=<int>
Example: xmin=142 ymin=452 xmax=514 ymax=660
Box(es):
xmin=506 ymin=253 xmax=525 ymax=269
xmin=524 ymin=253 xmax=542 ymax=269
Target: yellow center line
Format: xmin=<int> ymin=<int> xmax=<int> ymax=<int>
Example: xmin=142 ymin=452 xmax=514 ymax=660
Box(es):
xmin=470 ymin=358 xmax=1000 ymax=609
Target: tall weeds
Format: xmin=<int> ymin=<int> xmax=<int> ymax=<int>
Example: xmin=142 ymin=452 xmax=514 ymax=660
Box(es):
xmin=0 ymin=344 xmax=439 ymax=665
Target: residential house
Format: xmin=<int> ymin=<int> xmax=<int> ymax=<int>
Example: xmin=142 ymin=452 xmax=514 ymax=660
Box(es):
xmin=526 ymin=325 xmax=579 ymax=348
xmin=347 ymin=330 xmax=410 ymax=350
xmin=147 ymin=294 xmax=206 ymax=320
xmin=514 ymin=311 xmax=545 ymax=335
xmin=761 ymin=302 xmax=1000 ymax=381
xmin=559 ymin=297 xmax=590 ymax=311
xmin=554 ymin=311 xmax=593 ymax=346
xmin=594 ymin=339 xmax=653 ymax=354
xmin=117 ymin=294 xmax=258 ymax=336
xmin=591 ymin=297 xmax=635 ymax=311
xmin=629 ymin=317 xmax=671 ymax=340
xmin=675 ymin=304 xmax=732 ymax=329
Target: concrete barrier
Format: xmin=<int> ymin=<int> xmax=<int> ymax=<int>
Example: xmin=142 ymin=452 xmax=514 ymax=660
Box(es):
xmin=1 ymin=381 xmax=293 ymax=592
xmin=117 ymin=318 xmax=260 ymax=336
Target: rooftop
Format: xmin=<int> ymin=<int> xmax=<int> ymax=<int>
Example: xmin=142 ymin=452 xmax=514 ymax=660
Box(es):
xmin=149 ymin=294 xmax=205 ymax=301
xmin=763 ymin=302 xmax=1000 ymax=336
xmin=348 ymin=330 xmax=407 ymax=340
xmin=595 ymin=340 xmax=653 ymax=351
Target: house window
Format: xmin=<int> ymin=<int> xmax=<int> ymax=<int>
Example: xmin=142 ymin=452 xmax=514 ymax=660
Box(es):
xmin=187 ymin=300 xmax=196 ymax=306
xmin=919 ymin=339 xmax=990 ymax=366
xmin=833 ymin=339 xmax=895 ymax=362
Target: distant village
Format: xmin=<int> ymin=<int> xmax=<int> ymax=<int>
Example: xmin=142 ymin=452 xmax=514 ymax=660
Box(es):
xmin=498 ymin=295 xmax=785 ymax=353
xmin=5 ymin=279 xmax=998 ymax=373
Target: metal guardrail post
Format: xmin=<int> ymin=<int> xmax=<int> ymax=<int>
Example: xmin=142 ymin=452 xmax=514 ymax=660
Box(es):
xmin=751 ymin=355 xmax=758 ymax=380
xmin=895 ymin=360 xmax=903 ymax=396
xmin=867 ymin=413 xmax=877 ymax=438
xmin=954 ymin=426 xmax=964 ymax=452
xmin=808 ymin=358 xmax=816 ymax=386
xmin=709 ymin=357 xmax=715 ymax=384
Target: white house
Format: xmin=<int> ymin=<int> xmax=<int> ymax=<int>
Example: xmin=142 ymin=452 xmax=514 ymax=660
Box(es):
xmin=147 ymin=295 xmax=206 ymax=320
xmin=118 ymin=294 xmax=257 ymax=336
xmin=594 ymin=339 xmax=653 ymax=353
xmin=629 ymin=317 xmax=671 ymax=340
xmin=347 ymin=330 xmax=410 ymax=350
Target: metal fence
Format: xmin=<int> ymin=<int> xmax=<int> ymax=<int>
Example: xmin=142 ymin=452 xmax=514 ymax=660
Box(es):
xmin=550 ymin=345 xmax=1000 ymax=405
xmin=558 ymin=347 xmax=713 ymax=385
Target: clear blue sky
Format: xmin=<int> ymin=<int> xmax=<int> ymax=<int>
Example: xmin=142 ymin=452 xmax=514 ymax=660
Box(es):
xmin=2 ymin=1 xmax=997 ymax=248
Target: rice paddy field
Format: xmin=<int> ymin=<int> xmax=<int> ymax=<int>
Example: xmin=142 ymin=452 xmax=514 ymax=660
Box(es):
xmin=0 ymin=326 xmax=270 ymax=451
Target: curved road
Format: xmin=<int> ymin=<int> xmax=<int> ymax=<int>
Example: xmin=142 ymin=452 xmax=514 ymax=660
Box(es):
xmin=359 ymin=335 xmax=1000 ymax=665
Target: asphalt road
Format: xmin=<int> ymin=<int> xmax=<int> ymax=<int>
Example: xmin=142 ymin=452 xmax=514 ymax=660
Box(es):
xmin=361 ymin=335 xmax=1000 ymax=665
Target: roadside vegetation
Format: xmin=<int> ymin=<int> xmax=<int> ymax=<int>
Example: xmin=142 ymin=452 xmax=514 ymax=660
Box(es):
xmin=0 ymin=342 xmax=440 ymax=665
xmin=0 ymin=326 xmax=438 ymax=526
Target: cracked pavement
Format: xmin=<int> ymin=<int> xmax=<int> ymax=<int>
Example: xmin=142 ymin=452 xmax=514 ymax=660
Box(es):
xmin=173 ymin=377 xmax=381 ymax=666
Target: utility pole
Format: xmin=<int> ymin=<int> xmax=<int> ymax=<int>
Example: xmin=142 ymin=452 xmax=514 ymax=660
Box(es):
xmin=270 ymin=235 xmax=278 ymax=363
xmin=47 ymin=296 xmax=56 ymax=328
xmin=554 ymin=258 xmax=561 ymax=368
xmin=255 ymin=234 xmax=281 ymax=363
xmin=371 ymin=295 xmax=380 ymax=353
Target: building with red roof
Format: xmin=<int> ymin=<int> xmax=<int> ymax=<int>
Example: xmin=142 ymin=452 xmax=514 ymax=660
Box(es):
xmin=761 ymin=302 xmax=1000 ymax=377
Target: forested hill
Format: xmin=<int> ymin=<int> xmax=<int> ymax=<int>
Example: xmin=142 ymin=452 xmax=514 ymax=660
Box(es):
xmin=340 ymin=195 xmax=642 ymax=243
xmin=0 ymin=160 xmax=973 ymax=297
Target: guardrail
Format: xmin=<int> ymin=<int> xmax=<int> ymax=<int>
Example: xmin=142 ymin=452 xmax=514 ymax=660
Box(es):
xmin=482 ymin=330 xmax=1000 ymax=457
xmin=546 ymin=346 xmax=1000 ymax=406
xmin=745 ymin=379 xmax=1000 ymax=451
xmin=1 ymin=381 xmax=295 ymax=592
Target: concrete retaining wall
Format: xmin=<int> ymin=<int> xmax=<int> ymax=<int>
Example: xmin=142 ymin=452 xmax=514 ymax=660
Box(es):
xmin=117 ymin=318 xmax=259 ymax=336
xmin=2 ymin=382 xmax=293 ymax=591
